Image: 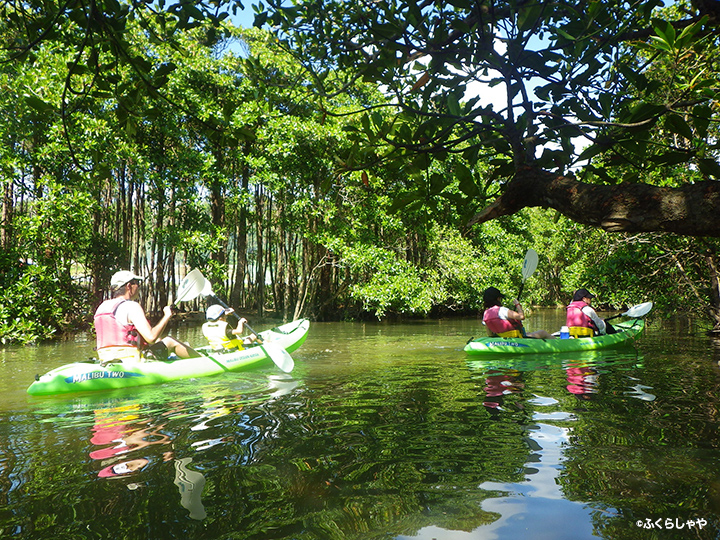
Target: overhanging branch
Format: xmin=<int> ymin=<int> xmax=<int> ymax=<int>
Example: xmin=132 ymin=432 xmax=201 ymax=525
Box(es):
xmin=468 ymin=168 xmax=720 ymax=237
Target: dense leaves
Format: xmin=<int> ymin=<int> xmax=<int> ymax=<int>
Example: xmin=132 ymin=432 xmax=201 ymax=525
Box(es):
xmin=2 ymin=2 xmax=720 ymax=344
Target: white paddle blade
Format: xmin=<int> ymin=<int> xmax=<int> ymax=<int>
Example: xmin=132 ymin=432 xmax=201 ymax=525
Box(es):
xmin=264 ymin=343 xmax=294 ymax=373
xmin=175 ymin=269 xmax=206 ymax=303
xmin=522 ymin=249 xmax=539 ymax=281
xmin=624 ymin=301 xmax=653 ymax=318
xmin=201 ymin=278 xmax=214 ymax=297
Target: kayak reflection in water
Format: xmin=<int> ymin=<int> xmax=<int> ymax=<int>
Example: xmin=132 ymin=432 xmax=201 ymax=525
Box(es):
xmin=482 ymin=287 xmax=555 ymax=339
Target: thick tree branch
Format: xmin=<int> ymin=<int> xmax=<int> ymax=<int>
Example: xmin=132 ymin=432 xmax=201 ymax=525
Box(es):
xmin=468 ymin=168 xmax=720 ymax=237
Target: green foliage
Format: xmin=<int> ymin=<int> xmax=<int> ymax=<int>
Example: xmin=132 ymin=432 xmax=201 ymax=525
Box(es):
xmin=1 ymin=0 xmax=720 ymax=338
xmin=15 ymin=183 xmax=98 ymax=271
xmin=347 ymin=248 xmax=442 ymax=317
xmin=0 ymin=257 xmax=88 ymax=344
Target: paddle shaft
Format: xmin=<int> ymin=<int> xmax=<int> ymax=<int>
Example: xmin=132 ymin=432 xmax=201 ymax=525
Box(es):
xmin=517 ymin=281 xmax=527 ymax=301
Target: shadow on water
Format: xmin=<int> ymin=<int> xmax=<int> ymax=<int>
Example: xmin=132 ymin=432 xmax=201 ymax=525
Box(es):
xmin=1 ymin=314 xmax=720 ymax=539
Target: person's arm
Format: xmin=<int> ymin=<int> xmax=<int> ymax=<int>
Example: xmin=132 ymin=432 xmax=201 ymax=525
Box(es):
xmin=231 ymin=317 xmax=247 ymax=336
xmin=127 ymin=303 xmax=172 ymax=344
xmin=583 ymin=306 xmax=606 ymax=334
xmin=504 ymin=300 xmax=526 ymax=321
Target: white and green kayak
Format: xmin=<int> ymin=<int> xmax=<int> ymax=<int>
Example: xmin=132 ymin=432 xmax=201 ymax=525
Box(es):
xmin=464 ymin=319 xmax=644 ymax=356
xmin=28 ymin=319 xmax=309 ymax=396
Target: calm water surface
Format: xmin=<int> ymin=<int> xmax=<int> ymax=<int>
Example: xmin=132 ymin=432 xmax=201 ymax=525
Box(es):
xmin=1 ymin=310 xmax=720 ymax=540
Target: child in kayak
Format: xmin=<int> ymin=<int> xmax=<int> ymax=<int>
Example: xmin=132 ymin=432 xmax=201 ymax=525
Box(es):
xmin=482 ymin=287 xmax=555 ymax=339
xmin=202 ymin=305 xmax=261 ymax=351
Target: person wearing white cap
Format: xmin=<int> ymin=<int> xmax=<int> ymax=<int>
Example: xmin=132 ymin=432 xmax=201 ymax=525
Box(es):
xmin=93 ymin=270 xmax=199 ymax=362
xmin=201 ymin=304 xmax=260 ymax=351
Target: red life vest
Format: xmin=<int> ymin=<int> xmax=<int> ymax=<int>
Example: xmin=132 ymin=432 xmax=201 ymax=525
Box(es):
xmin=94 ymin=298 xmax=144 ymax=349
xmin=483 ymin=305 xmax=523 ymax=336
xmin=566 ymin=300 xmax=595 ymax=330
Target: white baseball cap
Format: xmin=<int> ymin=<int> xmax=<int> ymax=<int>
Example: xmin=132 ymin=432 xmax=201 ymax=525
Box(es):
xmin=206 ymin=304 xmax=227 ymax=321
xmin=111 ymin=270 xmax=144 ymax=289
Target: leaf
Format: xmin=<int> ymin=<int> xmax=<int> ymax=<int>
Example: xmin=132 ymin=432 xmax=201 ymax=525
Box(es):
xmin=697 ymin=159 xmax=720 ymax=178
xmin=155 ymin=62 xmax=177 ymax=78
xmin=389 ymin=191 xmax=422 ymax=213
xmin=429 ymin=172 xmax=447 ymax=196
xmin=447 ymin=93 xmax=461 ymax=116
xmin=361 ymin=171 xmax=369 ymax=187
xmin=664 ymin=114 xmax=693 ymax=140
xmin=455 ymin=163 xmax=479 ymax=197
xmin=411 ymin=72 xmax=430 ymax=92
xmin=518 ymin=3 xmax=543 ymax=32
xmin=652 ymin=19 xmax=676 ymax=49
xmin=692 ymin=105 xmax=712 ymax=139
xmin=626 ymin=102 xmax=665 ymax=124
xmin=650 ymin=151 xmax=692 ymax=166
xmin=24 ymin=95 xmax=52 ymax=113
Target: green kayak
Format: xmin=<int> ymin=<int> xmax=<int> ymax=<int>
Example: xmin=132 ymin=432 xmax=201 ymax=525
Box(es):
xmin=464 ymin=319 xmax=644 ymax=355
xmin=27 ymin=319 xmax=309 ymax=396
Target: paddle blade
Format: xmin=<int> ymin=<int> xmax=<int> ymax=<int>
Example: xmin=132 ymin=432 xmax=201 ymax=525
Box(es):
xmin=263 ymin=343 xmax=294 ymax=373
xmin=201 ymin=278 xmax=214 ymax=298
xmin=624 ymin=301 xmax=653 ymax=318
xmin=522 ymin=249 xmax=539 ymax=281
xmin=175 ymin=269 xmax=206 ymax=303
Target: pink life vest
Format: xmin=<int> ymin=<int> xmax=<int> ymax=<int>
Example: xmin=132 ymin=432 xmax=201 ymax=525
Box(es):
xmin=566 ymin=300 xmax=595 ymax=330
xmin=94 ymin=298 xmax=143 ymax=350
xmin=483 ymin=305 xmax=523 ymax=335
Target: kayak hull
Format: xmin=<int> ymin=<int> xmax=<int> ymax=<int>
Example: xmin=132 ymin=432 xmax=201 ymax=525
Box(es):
xmin=27 ymin=319 xmax=310 ymax=396
xmin=464 ymin=319 xmax=644 ymax=355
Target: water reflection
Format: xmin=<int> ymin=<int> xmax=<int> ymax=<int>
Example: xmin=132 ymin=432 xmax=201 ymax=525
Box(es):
xmin=174 ymin=457 xmax=207 ymax=520
xmin=482 ymin=369 xmax=524 ymax=416
xmin=564 ymin=361 xmax=598 ymax=399
xmin=3 ymin=317 xmax=720 ymax=539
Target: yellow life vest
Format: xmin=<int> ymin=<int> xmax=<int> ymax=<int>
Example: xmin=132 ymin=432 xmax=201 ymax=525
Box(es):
xmin=496 ymin=329 xmax=523 ymax=338
xmin=202 ymin=321 xmax=244 ymax=350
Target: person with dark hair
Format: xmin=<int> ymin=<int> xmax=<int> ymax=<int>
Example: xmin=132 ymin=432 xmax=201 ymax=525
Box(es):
xmin=482 ymin=286 xmax=554 ymax=339
xmin=94 ymin=270 xmax=199 ymax=363
xmin=566 ymin=288 xmax=610 ymax=337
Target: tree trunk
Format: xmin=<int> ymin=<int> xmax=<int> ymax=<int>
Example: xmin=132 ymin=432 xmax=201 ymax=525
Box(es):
xmin=469 ymin=167 xmax=720 ymax=237
xmin=231 ymin=155 xmax=250 ymax=309
xmin=707 ymin=253 xmax=720 ymax=330
xmin=255 ymin=187 xmax=265 ymax=317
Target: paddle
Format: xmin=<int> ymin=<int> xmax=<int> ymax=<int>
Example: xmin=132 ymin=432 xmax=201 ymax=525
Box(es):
xmin=605 ymin=301 xmax=654 ymax=321
xmin=174 ymin=269 xmax=206 ymax=303
xmin=517 ymin=248 xmax=539 ymax=301
xmin=194 ymin=271 xmax=295 ymax=373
